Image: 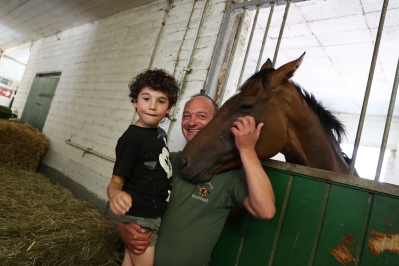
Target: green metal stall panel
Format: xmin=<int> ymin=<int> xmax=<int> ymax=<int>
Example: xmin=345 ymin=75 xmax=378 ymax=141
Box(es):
xmin=239 ymin=170 xmax=292 ymax=266
xmin=210 ymin=162 xmax=399 ymax=266
xmin=211 ymin=170 xmax=292 ymax=266
xmin=273 ymin=177 xmax=328 ymax=266
xmin=314 ymin=186 xmax=370 ymax=265
xmin=20 ymin=74 xmax=60 ymax=131
xmin=361 ymin=194 xmax=399 ymax=265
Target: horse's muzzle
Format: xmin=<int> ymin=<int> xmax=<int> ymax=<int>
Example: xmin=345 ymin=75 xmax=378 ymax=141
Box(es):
xmin=179 ymin=155 xmax=211 ymax=183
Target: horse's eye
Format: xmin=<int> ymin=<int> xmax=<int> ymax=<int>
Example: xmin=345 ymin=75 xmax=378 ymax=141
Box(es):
xmin=237 ymin=103 xmax=253 ymax=112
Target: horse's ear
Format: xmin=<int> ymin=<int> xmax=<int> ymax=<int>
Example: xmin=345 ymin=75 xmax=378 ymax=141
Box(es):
xmin=272 ymin=52 xmax=305 ymax=83
xmin=260 ymin=58 xmax=273 ymax=70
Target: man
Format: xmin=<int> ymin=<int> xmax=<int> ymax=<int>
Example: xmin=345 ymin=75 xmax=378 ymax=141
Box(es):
xmin=118 ymin=93 xmax=276 ymax=266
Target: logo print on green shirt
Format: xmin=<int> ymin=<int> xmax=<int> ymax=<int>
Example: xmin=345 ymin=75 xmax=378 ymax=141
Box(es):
xmin=197 ymin=185 xmax=208 ymax=196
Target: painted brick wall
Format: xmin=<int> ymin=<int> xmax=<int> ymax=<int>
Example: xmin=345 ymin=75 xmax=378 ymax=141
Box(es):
xmin=11 ymin=0 xmax=398 ymax=200
xmin=13 ymin=0 xmax=228 ymax=200
xmin=336 ymin=113 xmax=399 ymax=150
xmin=269 ymin=112 xmax=399 ymax=184
xmin=0 ymin=56 xmax=25 ymax=82
xmin=0 ymin=56 xmax=23 ymax=108
xmin=336 ymin=113 xmax=399 ymax=184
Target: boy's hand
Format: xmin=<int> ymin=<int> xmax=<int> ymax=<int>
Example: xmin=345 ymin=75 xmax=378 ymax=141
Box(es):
xmin=110 ymin=191 xmax=132 ymax=216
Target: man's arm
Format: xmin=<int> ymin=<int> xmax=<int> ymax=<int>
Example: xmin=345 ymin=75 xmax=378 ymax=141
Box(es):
xmin=118 ymin=221 xmax=154 ymax=254
xmin=230 ymin=116 xmax=276 ymax=220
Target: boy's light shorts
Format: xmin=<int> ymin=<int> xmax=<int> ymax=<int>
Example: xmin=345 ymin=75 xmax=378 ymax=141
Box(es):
xmin=120 ymin=215 xmax=161 ymax=246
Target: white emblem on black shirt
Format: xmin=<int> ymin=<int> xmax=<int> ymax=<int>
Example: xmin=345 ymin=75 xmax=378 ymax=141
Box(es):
xmin=159 ymin=147 xmax=172 ymax=179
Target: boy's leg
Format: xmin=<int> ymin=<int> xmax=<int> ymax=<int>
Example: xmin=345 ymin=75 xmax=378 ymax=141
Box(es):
xmin=119 ymin=216 xmax=159 ymax=266
xmin=128 ymin=246 xmax=155 ymax=266
xmin=121 ymin=248 xmax=133 ymax=266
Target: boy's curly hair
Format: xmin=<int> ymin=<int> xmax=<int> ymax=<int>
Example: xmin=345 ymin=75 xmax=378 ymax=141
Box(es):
xmin=129 ymin=69 xmax=180 ymax=106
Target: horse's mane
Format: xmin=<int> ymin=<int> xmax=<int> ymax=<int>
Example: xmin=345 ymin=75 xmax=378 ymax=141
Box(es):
xmin=241 ymin=68 xmax=347 ymax=148
xmin=290 ymin=81 xmax=347 ymax=145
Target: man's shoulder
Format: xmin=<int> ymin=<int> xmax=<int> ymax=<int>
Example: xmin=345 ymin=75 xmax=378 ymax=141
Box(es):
xmin=213 ymin=167 xmax=245 ymax=178
xmin=170 ymin=150 xmax=182 ymax=165
xmin=206 ymin=168 xmax=245 ymax=189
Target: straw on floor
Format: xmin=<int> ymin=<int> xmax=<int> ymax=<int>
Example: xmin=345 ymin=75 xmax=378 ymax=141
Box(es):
xmin=0 ymin=163 xmax=122 ymax=265
xmin=0 ymin=119 xmax=48 ymax=171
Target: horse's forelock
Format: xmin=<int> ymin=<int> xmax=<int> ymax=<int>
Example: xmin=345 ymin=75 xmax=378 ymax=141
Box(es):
xmin=290 ymin=81 xmax=347 ymax=145
xmin=239 ymin=68 xmax=275 ymax=91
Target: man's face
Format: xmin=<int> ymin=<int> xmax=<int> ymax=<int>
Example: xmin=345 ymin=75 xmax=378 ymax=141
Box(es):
xmin=181 ymin=96 xmax=215 ymax=142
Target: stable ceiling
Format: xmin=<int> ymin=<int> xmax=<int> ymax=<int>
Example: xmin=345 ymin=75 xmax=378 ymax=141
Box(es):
xmin=0 ymin=0 xmax=157 ymax=51
xmin=1 ymin=0 xmax=399 ymax=117
xmin=239 ymin=0 xmax=399 ymax=117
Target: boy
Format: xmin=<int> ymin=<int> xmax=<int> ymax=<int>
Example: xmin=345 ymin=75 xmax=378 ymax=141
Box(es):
xmin=107 ymin=69 xmax=180 ymax=266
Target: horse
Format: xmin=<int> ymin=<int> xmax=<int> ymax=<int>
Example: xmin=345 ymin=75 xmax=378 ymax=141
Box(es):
xmin=179 ymin=53 xmax=357 ymax=183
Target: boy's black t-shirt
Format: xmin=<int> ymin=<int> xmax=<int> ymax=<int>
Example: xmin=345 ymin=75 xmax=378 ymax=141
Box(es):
xmin=112 ymin=125 xmax=172 ymax=218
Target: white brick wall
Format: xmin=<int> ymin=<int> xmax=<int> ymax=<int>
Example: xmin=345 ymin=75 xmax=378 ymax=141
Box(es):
xmin=336 ymin=113 xmax=399 ymax=150
xmin=0 ymin=56 xmax=25 ymax=81
xmin=10 ymin=0 xmax=399 ymax=200
xmin=336 ymin=113 xmax=399 ymax=184
xmin=13 ymin=0 xmax=228 ymax=200
xmin=0 ymin=56 xmax=23 ymax=107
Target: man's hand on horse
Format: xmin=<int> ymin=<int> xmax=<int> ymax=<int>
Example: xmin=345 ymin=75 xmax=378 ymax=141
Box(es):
xmin=230 ymin=116 xmax=264 ymax=153
xmin=118 ymin=221 xmax=153 ymax=255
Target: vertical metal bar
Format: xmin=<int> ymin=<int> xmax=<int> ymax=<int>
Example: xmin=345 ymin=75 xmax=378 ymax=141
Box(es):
xmin=349 ymin=0 xmax=389 ymax=175
xmin=308 ymin=184 xmax=331 ymax=266
xmin=167 ymin=0 xmax=210 ymax=140
xmin=133 ymin=1 xmax=173 ymax=125
xmin=0 ymin=51 xmax=3 ymax=66
xmin=217 ymin=9 xmax=247 ymax=104
xmin=205 ymin=0 xmax=284 ymax=96
xmin=272 ymin=1 xmax=291 ymax=66
xmin=236 ymin=6 xmax=260 ymax=89
xmin=172 ymin=0 xmax=197 ymax=77
xmin=268 ymin=175 xmax=294 ymax=266
xmin=234 ymin=214 xmax=251 ymax=266
xmin=204 ymin=2 xmax=234 ymax=95
xmin=148 ymin=0 xmax=172 ymax=69
xmin=375 ymin=58 xmax=399 ymax=181
xmin=354 ymin=193 xmax=374 ymax=265
xmin=256 ymin=3 xmax=275 ymax=71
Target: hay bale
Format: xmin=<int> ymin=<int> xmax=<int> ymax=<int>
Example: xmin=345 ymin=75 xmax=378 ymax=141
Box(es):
xmin=0 ymin=164 xmax=122 ymax=266
xmin=0 ymin=120 xmax=48 ymax=171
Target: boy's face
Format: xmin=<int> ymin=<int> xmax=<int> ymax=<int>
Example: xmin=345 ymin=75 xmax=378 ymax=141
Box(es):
xmin=133 ymin=86 xmax=172 ymax=128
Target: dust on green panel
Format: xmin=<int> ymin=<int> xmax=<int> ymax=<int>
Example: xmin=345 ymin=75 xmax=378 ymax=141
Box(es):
xmin=210 ymin=169 xmax=291 ymax=266
xmin=238 ymin=169 xmax=291 ymax=266
xmin=314 ymin=185 xmax=370 ymax=266
xmin=210 ymin=212 xmax=250 ymax=266
xmin=361 ymin=194 xmax=399 ymax=266
xmin=272 ymin=176 xmax=328 ymax=265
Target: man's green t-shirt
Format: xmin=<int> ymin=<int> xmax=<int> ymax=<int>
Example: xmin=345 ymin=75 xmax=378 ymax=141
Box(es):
xmin=154 ymin=151 xmax=249 ymax=266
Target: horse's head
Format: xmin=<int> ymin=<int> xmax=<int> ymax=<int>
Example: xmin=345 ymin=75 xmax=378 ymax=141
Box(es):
xmin=179 ymin=53 xmax=306 ymax=183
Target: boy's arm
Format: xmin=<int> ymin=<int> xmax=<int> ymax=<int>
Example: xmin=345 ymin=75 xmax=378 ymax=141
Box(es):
xmin=107 ymin=175 xmax=132 ymax=216
xmin=231 ymin=116 xmax=276 ymax=220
